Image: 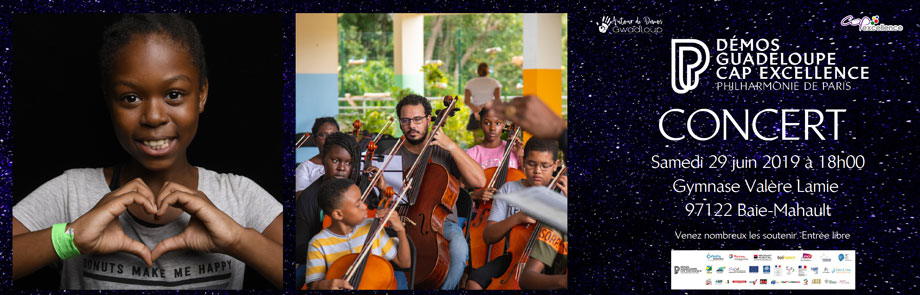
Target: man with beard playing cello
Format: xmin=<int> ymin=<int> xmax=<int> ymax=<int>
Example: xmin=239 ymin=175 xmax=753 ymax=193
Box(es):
xmin=392 ymin=94 xmax=486 ymax=289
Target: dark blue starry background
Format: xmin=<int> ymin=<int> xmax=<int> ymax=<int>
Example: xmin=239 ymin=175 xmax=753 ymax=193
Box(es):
xmin=1 ymin=1 xmax=917 ymax=294
xmin=567 ymin=1 xmax=919 ymax=294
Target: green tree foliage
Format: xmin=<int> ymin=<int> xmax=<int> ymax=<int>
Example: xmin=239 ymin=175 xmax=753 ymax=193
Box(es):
xmin=339 ymin=13 xmax=567 ymax=98
xmin=339 ymin=13 xmax=392 ymax=60
xmin=334 ymin=13 xmax=568 ymax=147
xmin=341 ymin=60 xmax=394 ymax=96
xmin=390 ymin=86 xmax=416 ymax=102
xmin=338 ymin=87 xmax=474 ymax=149
xmin=338 ymin=109 xmax=396 ymax=140
xmin=339 ymin=14 xmax=394 ymax=96
xmin=424 ymin=14 xmax=524 ymax=97
xmin=422 ymin=63 xmax=451 ymax=97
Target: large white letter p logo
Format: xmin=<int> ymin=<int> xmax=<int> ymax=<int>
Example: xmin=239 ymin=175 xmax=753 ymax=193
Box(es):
xmin=671 ymin=39 xmax=710 ymax=94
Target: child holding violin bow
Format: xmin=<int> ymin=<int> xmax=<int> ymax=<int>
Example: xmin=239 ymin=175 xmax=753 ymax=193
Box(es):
xmin=466 ymin=137 xmax=567 ymax=290
xmin=303 ymin=178 xmax=411 ymax=290
xmin=295 ymin=132 xmax=400 ymax=288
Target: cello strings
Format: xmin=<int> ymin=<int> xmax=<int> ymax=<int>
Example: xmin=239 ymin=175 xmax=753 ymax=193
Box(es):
xmin=398 ymin=97 xmax=458 ymax=207
xmin=401 ymin=97 xmax=457 ymax=192
xmin=514 ymin=164 xmax=567 ymax=281
xmin=486 ymin=126 xmax=520 ymax=189
xmin=344 ymin=181 xmax=412 ymax=283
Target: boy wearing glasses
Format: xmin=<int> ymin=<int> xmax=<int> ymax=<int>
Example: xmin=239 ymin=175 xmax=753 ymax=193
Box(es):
xmin=466 ymin=137 xmax=566 ymax=290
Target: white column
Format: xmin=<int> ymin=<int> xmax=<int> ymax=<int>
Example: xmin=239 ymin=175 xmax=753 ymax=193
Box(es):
xmin=523 ymin=13 xmax=564 ymax=142
xmin=393 ymin=13 xmax=425 ymax=94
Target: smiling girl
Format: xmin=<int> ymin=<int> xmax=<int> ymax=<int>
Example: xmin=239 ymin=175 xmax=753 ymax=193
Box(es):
xmin=12 ymin=14 xmax=282 ymax=289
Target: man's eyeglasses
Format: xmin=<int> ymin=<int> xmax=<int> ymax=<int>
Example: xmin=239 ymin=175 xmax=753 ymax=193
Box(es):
xmin=399 ymin=116 xmax=427 ymax=125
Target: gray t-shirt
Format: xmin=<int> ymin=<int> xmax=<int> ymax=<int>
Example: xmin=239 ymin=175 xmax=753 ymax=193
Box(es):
xmin=487 ymin=180 xmax=528 ymax=223
xmin=13 ymin=167 xmax=282 ymax=290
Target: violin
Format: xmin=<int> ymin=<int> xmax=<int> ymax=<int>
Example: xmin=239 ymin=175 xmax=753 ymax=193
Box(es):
xmin=396 ymin=96 xmax=461 ymax=289
xmin=324 ymin=182 xmax=413 ymax=290
xmin=352 ymin=120 xmax=363 ymax=142
xmin=359 ymin=117 xmax=396 ymax=204
xmin=468 ymin=124 xmax=525 ymax=269
xmin=488 ymin=163 xmax=566 ymax=290
xmin=362 ymin=138 xmax=402 ymax=206
xmin=353 ymin=116 xmax=395 ymax=145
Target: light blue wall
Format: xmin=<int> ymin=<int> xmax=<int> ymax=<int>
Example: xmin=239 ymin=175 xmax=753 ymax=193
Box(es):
xmin=296 ymin=73 xmax=339 ymax=164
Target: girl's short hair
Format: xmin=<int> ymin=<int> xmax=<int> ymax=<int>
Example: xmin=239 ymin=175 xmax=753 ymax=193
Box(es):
xmin=99 ymin=14 xmax=208 ymax=88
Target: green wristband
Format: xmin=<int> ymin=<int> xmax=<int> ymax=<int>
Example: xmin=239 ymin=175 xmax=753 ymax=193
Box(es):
xmin=51 ymin=223 xmax=81 ymax=260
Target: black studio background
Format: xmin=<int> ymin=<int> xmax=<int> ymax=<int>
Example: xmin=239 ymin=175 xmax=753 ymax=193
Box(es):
xmin=12 ymin=14 xmax=283 ymax=289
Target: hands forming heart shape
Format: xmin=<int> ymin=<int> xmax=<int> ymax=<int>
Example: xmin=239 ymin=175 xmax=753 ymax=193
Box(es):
xmin=68 ymin=178 xmax=245 ymax=266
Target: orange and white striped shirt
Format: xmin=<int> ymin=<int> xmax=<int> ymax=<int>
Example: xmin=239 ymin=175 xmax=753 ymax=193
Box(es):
xmin=304 ymin=218 xmax=399 ymax=284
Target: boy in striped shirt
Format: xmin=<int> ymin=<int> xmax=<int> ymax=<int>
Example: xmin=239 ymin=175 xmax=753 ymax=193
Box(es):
xmin=304 ymin=178 xmax=410 ymax=290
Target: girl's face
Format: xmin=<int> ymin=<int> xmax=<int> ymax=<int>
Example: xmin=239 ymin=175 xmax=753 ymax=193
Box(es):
xmin=479 ymin=110 xmax=504 ymax=142
xmin=314 ymin=123 xmax=339 ymax=154
xmin=106 ymin=34 xmax=208 ymax=172
xmin=322 ymin=145 xmax=352 ymax=180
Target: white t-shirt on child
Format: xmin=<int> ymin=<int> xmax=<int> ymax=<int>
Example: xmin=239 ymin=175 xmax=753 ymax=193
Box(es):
xmin=295 ymin=160 xmax=325 ymax=192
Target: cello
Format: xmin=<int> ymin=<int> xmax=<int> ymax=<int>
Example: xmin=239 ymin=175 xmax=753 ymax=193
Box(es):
xmin=397 ymin=96 xmax=461 ymax=289
xmin=512 ymin=164 xmax=567 ymax=283
xmin=323 ymin=182 xmax=413 ymax=290
xmin=468 ymin=124 xmax=525 ymax=269
xmin=488 ymin=163 xmax=566 ymax=290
